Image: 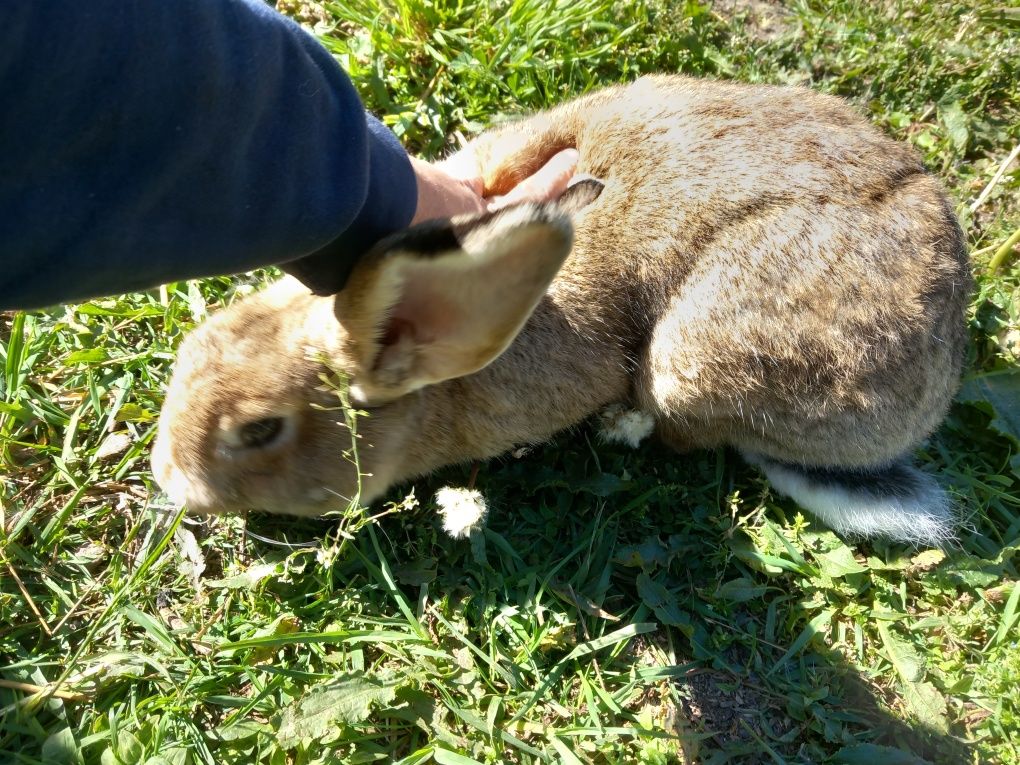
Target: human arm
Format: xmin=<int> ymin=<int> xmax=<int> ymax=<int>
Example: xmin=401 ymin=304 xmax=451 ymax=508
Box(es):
xmin=0 ymin=0 xmax=413 ymax=310
xmin=0 ymin=0 xmax=579 ymax=310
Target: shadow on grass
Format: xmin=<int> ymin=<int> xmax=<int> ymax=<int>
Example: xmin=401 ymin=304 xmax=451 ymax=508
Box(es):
xmin=233 ymin=421 xmax=1010 ymax=764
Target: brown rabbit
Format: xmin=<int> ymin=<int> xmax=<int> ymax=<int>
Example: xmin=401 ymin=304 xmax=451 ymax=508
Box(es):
xmin=152 ymin=75 xmax=971 ymax=546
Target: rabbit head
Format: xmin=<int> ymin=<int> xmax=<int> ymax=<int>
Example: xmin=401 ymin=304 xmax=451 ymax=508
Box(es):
xmin=151 ymin=202 xmax=575 ymax=516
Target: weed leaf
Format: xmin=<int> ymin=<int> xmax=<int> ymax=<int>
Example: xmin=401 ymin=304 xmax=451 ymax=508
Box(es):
xmin=877 ymin=621 xmax=923 ymax=683
xmin=41 ymin=727 xmax=81 ymax=765
xmin=393 ymin=556 xmax=438 ymax=586
xmin=815 ymin=545 xmax=868 ymax=578
xmin=636 ymin=572 xmax=692 ymax=631
xmin=833 ymin=743 xmax=931 ymax=764
xmin=65 ymin=348 xmax=109 ymax=365
xmin=959 ymin=370 xmax=1020 ymax=475
xmin=939 ymin=100 xmax=969 ymax=151
xmin=206 ymin=561 xmax=280 ymax=590
xmin=901 ymin=680 xmax=949 ymax=733
xmin=276 ymin=674 xmax=399 ymax=750
xmin=715 ymin=577 xmax=768 ymax=602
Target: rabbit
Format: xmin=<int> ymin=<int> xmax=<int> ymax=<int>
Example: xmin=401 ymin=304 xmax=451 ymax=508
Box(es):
xmin=151 ymin=75 xmax=972 ymax=546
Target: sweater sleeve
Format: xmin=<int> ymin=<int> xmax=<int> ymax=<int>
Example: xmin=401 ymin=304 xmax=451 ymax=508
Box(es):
xmin=0 ymin=0 xmax=416 ymax=310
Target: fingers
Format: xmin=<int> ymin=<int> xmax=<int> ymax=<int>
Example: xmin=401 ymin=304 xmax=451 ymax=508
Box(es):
xmin=412 ymin=145 xmax=580 ymax=225
xmin=486 ymin=148 xmax=580 ymax=212
xmin=409 ymin=157 xmax=487 ymax=226
xmin=436 ymin=145 xmax=482 ymax=193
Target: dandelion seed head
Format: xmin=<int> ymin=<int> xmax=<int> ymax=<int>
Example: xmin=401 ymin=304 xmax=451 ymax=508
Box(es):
xmin=435 ymin=486 xmax=488 ymax=539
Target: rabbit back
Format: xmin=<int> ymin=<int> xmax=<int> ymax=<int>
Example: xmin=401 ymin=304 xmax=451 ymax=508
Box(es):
xmin=491 ymin=76 xmax=972 ymax=468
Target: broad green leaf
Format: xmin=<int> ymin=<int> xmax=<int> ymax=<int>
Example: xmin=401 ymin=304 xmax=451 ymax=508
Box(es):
xmin=250 ymin=615 xmax=301 ymax=664
xmin=276 ymin=674 xmax=399 ymax=750
xmin=393 ymin=748 xmax=437 ymax=765
xmin=210 ymin=719 xmax=271 ymax=743
xmin=41 ymin=727 xmax=81 ymax=765
xmin=866 ymin=554 xmax=910 ymax=571
xmin=616 ymin=538 xmax=669 ymax=569
xmin=206 ymin=562 xmax=280 ymax=590
xmin=715 ymin=577 xmax=768 ymax=602
xmin=947 ymin=674 xmax=974 ymax=694
xmin=113 ymin=403 xmax=155 ymax=423
xmin=815 ymin=546 xmax=868 ymax=578
xmin=615 ymin=536 xmax=682 ymax=570
xmin=909 ymin=549 xmax=945 ymax=572
xmin=939 ymin=100 xmax=969 ymax=151
xmin=393 ymin=557 xmax=438 ymax=586
xmin=733 ymin=547 xmax=814 ymax=577
xmin=959 ymin=370 xmax=1020 ymax=476
xmin=902 ymin=680 xmax=949 ymax=733
xmin=636 ymin=573 xmax=691 ymax=631
xmin=66 ymin=348 xmax=109 ymax=364
xmin=157 ymin=749 xmax=188 ymax=765
xmin=877 ymin=621 xmax=923 ymax=683
xmin=0 ymin=400 xmax=29 ymax=421
xmin=833 ymin=743 xmax=931 ymax=764
xmin=115 ymin=731 xmax=144 ymax=765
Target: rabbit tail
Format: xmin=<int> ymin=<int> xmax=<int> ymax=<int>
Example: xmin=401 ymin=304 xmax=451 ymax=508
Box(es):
xmin=744 ymin=453 xmax=957 ymax=547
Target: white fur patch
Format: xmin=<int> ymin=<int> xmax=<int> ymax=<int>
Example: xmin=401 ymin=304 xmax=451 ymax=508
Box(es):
xmin=750 ymin=457 xmax=957 ymax=547
xmin=156 ymin=464 xmax=215 ymax=512
xmin=599 ymin=405 xmax=656 ymax=448
xmin=435 ymin=487 xmax=488 ymax=539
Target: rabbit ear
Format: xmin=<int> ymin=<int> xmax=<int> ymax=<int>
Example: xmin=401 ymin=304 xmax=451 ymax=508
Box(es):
xmin=557 ymin=176 xmax=605 ymax=214
xmin=335 ymin=204 xmax=573 ymax=403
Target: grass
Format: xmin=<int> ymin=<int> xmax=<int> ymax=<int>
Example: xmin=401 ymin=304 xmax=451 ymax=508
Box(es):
xmin=1 ymin=0 xmax=1019 ymax=762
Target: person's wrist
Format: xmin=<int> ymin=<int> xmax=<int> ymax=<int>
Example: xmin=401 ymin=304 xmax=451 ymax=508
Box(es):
xmin=410 ymin=157 xmax=486 ymax=225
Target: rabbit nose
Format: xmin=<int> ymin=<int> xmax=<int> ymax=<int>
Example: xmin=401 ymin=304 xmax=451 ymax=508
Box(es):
xmin=155 ymin=463 xmax=216 ymax=510
xmin=151 ymin=435 xmax=217 ymax=511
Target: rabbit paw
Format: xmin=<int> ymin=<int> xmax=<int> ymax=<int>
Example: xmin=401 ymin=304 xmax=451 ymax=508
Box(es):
xmin=599 ymin=405 xmax=655 ymax=448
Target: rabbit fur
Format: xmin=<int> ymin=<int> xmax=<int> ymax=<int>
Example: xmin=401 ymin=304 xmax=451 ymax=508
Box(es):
xmin=152 ymin=75 xmax=972 ymax=546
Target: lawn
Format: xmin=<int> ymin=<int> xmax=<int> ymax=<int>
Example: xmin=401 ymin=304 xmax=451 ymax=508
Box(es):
xmin=1 ymin=1 xmax=1019 ymax=763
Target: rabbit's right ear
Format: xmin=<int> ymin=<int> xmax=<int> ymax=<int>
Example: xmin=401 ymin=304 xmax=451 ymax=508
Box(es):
xmin=335 ymin=204 xmax=573 ymax=404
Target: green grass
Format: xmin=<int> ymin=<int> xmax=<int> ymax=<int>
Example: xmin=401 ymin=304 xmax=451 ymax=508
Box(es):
xmin=2 ymin=0 xmax=1019 ymax=762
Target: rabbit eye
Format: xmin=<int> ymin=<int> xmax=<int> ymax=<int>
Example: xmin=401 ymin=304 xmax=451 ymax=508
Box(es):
xmin=238 ymin=417 xmax=285 ymax=449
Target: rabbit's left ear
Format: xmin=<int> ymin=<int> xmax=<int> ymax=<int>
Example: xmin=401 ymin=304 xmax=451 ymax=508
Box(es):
xmin=335 ymin=204 xmax=573 ymax=404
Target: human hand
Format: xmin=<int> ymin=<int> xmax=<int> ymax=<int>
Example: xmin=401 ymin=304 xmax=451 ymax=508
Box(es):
xmin=410 ymin=147 xmax=579 ymax=225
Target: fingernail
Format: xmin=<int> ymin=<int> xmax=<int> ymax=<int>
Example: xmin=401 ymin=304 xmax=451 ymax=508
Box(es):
xmin=556 ymin=148 xmax=579 ymax=165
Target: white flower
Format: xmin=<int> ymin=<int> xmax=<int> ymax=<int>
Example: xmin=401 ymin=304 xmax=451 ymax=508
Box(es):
xmin=599 ymin=404 xmax=655 ymax=448
xmin=435 ymin=486 xmax=488 ymax=539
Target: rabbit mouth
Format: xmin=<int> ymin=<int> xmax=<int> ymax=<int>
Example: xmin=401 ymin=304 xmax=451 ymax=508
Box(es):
xmin=301 ymin=486 xmax=360 ymax=512
xmin=224 ymin=487 xmax=360 ymax=518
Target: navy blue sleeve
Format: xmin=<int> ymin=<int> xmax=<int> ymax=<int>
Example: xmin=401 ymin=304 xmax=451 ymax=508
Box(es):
xmin=0 ymin=0 xmax=417 ymax=310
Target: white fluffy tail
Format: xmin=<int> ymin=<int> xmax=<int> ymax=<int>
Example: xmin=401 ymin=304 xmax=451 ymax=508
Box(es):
xmin=744 ymin=453 xmax=957 ymax=547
